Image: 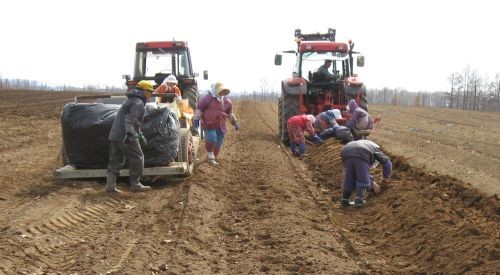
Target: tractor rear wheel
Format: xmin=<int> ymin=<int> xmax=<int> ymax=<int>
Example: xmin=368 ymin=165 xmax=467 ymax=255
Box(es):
xmin=278 ymin=97 xmax=283 ymax=141
xmin=183 ymin=84 xmax=198 ymax=111
xmin=279 ymin=91 xmax=300 ymax=146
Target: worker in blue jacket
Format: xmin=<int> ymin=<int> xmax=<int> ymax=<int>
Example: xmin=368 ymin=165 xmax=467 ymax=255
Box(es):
xmin=340 ymin=140 xmax=392 ymax=207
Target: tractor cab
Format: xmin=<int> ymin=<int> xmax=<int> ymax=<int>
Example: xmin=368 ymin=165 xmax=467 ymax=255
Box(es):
xmin=122 ymin=41 xmax=208 ymax=110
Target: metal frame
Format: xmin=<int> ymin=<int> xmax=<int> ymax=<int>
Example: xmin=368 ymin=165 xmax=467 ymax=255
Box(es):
xmin=54 ymin=137 xmax=200 ymax=179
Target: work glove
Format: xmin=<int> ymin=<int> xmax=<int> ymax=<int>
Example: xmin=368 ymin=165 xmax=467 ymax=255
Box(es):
xmin=193 ymin=119 xmax=200 ymax=128
xmin=312 ymin=135 xmax=324 ymax=144
xmin=234 ymin=123 xmax=240 ymax=131
xmin=139 ymin=132 xmax=148 ymax=146
xmin=123 ymin=132 xmax=133 ymax=145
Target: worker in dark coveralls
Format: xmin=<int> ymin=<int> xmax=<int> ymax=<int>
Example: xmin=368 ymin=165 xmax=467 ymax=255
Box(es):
xmin=340 ymin=140 xmax=392 ymax=207
xmin=106 ymin=80 xmax=154 ymax=193
xmin=315 ymin=59 xmax=337 ymax=81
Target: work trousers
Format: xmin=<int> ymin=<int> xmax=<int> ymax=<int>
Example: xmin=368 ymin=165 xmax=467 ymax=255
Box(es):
xmin=204 ymin=129 xmax=225 ymax=156
xmin=107 ymin=140 xmax=144 ymax=183
xmin=342 ymin=157 xmax=371 ymax=192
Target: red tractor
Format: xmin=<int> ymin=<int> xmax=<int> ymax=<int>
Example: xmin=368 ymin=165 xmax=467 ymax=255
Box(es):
xmin=275 ymin=28 xmax=368 ymax=145
xmin=122 ymin=41 xmax=207 ymax=111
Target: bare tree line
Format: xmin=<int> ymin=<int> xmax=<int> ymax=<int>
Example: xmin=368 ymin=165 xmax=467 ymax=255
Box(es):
xmin=445 ymin=65 xmax=500 ymax=111
xmin=236 ymin=91 xmax=280 ymax=101
xmin=233 ymin=78 xmax=280 ymax=101
xmin=367 ymin=66 xmax=500 ymax=112
xmin=0 ymin=76 xmax=125 ymax=93
xmin=3 ymin=70 xmax=499 ymax=112
xmin=367 ymin=88 xmax=447 ymax=108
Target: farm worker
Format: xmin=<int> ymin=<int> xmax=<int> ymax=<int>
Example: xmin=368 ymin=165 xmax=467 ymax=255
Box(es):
xmin=155 ymin=74 xmax=194 ymax=122
xmin=313 ymin=108 xmax=353 ymax=144
xmin=287 ymin=114 xmax=324 ymax=159
xmin=340 ymin=140 xmax=392 ymax=207
xmin=315 ymin=59 xmax=336 ymax=81
xmin=313 ymin=109 xmax=340 ymax=133
xmin=193 ymin=82 xmax=239 ymax=166
xmin=155 ymin=75 xmax=182 ymax=103
xmin=345 ymin=99 xmax=373 ymax=140
xmin=319 ymin=125 xmax=353 ymax=145
xmin=106 ymin=80 xmax=154 ymax=193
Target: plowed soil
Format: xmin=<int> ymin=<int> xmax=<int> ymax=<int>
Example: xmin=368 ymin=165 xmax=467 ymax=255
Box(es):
xmin=0 ymin=90 xmax=498 ymax=274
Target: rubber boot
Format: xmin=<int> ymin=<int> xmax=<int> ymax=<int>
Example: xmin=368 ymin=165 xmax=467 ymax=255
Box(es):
xmin=341 ymin=190 xmax=352 ymax=207
xmin=129 ymin=176 xmax=151 ymax=192
xmin=106 ymin=173 xmax=122 ymax=193
xmin=290 ymin=143 xmax=297 ymax=155
xmin=354 ymin=187 xmax=366 ymax=207
xmin=206 ymin=142 xmax=219 ymax=165
xmin=207 ymin=151 xmax=219 ymax=166
xmin=298 ymin=143 xmax=306 ymax=159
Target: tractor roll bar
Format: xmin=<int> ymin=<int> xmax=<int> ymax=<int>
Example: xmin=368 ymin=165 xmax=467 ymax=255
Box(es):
xmin=295 ymin=28 xmax=336 ymax=42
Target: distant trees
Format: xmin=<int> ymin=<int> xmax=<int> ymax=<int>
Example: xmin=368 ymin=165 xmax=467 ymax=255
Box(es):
xmin=367 ymin=66 xmax=500 ymax=112
xmin=0 ymin=76 xmax=125 ymax=93
xmin=235 ymin=77 xmax=280 ymax=101
xmin=237 ymin=90 xmax=279 ymax=101
xmin=443 ymin=65 xmax=500 ymax=111
xmin=367 ymin=87 xmax=445 ymax=108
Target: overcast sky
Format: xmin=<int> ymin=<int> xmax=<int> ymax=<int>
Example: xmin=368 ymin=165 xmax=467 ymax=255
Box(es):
xmin=1 ymin=0 xmax=498 ymax=93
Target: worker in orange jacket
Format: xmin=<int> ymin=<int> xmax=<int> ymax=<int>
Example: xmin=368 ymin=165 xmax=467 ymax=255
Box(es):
xmin=155 ymin=75 xmax=182 ymax=103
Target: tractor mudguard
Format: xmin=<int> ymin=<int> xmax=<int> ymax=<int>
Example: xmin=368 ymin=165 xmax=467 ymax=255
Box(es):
xmin=282 ymin=80 xmax=308 ymax=96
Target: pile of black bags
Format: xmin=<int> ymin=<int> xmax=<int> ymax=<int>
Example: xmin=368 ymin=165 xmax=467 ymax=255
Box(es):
xmin=61 ymin=103 xmax=180 ymax=169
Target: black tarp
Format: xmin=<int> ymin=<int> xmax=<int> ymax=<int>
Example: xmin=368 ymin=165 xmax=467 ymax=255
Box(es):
xmin=61 ymin=102 xmax=180 ymax=169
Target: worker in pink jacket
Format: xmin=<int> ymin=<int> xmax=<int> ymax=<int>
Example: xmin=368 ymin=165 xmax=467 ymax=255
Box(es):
xmin=193 ymin=82 xmax=239 ymax=166
xmin=287 ymin=114 xmax=323 ymax=159
xmin=345 ymin=99 xmax=373 ymax=140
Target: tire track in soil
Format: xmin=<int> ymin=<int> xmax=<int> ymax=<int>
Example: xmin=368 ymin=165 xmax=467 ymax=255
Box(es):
xmin=166 ymin=100 xmax=361 ymax=274
xmin=1 ymin=95 xmax=497 ymax=274
xmin=0 ymin=196 xmax=137 ymax=274
xmin=305 ymin=134 xmax=500 ymax=273
xmin=370 ymin=105 xmax=500 ymax=195
xmin=256 ymin=101 xmax=376 ymax=270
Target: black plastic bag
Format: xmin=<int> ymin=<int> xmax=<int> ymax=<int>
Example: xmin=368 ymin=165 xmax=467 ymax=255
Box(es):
xmin=61 ymin=102 xmax=179 ymax=169
xmin=141 ymin=104 xmax=180 ymax=166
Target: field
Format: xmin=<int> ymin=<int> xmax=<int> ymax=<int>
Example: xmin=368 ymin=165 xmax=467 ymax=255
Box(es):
xmin=0 ymin=90 xmax=498 ymax=274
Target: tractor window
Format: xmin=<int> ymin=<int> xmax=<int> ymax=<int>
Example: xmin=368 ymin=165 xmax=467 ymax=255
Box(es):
xmin=147 ymin=52 xmax=173 ymax=77
xmin=300 ymin=52 xmax=348 ymax=80
xmin=177 ymin=51 xmax=191 ymax=77
xmin=134 ymin=51 xmax=173 ymax=77
xmin=134 ymin=49 xmax=191 ymax=78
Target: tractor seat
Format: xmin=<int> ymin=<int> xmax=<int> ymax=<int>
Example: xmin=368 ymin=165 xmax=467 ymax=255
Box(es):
xmin=154 ymin=73 xmax=170 ymax=85
xmin=308 ymin=71 xmax=336 ymax=88
xmin=309 ymin=81 xmax=336 ymax=89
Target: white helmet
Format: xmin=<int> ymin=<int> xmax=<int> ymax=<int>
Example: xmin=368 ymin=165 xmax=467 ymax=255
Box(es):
xmin=164 ymin=75 xmax=178 ymax=84
xmin=306 ymin=114 xmax=316 ymax=124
